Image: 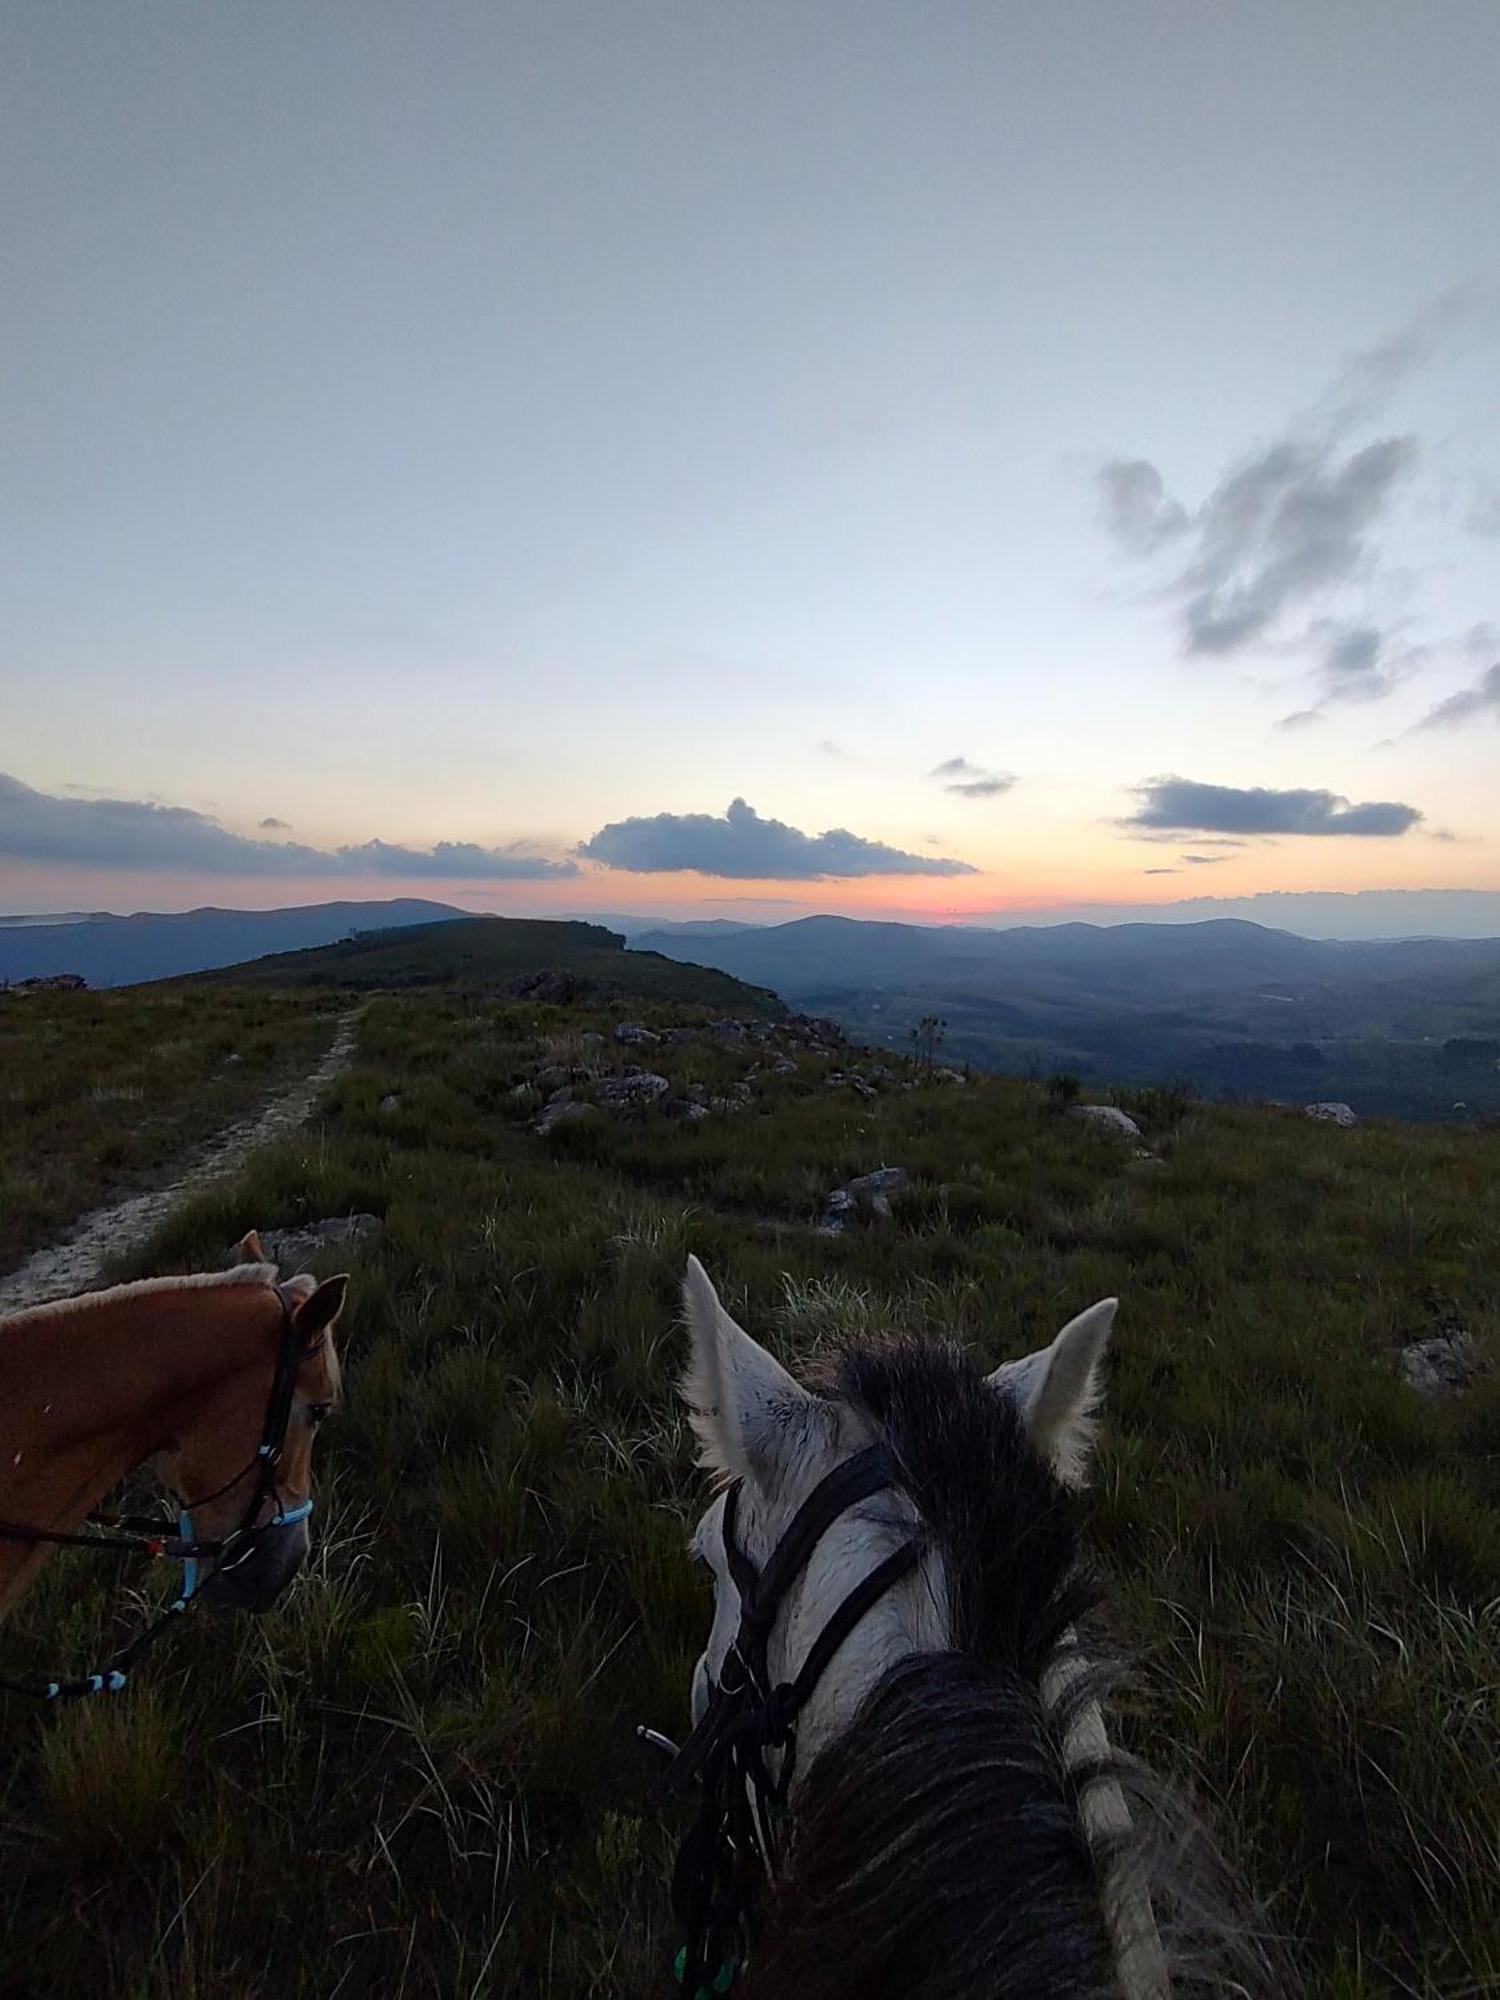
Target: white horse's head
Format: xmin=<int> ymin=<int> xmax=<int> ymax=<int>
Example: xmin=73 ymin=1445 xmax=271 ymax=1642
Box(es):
xmin=679 ymin=1254 xmax=1116 ymax=1768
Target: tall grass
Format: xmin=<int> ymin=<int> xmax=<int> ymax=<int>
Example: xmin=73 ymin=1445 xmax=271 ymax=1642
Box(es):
xmin=0 ymin=989 xmax=1495 ymax=1996
xmin=0 ymin=987 xmax=344 ymax=1271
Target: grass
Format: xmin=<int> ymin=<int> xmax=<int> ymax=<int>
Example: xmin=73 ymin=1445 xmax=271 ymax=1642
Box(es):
xmin=0 ymin=987 xmax=1496 ymax=1997
xmin=0 ymin=987 xmax=346 ymax=1273
xmin=178 ymin=916 xmax=782 ymax=1016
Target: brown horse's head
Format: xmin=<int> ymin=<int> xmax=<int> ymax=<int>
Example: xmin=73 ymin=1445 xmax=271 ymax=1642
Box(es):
xmin=160 ymin=1235 xmax=349 ymax=1614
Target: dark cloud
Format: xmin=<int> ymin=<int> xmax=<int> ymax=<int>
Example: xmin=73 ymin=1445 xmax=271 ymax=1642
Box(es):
xmin=259 ymin=816 xmax=291 ymax=831
xmin=579 ymin=796 xmax=977 ymax=879
xmin=1143 ymin=867 xmax=1177 ymax=876
xmin=0 ymin=772 xmax=578 ymax=880
xmin=1097 ymin=459 xmax=1190 ymax=556
xmin=337 ymin=839 xmax=580 ymax=880
xmin=1092 ymin=300 xmax=1490 ymax=689
xmin=1127 ymin=775 xmax=1422 ymax=839
xmin=1411 ymin=661 xmax=1500 ymax=732
xmin=1181 ymin=853 xmax=1228 ymax=865
xmin=1274 ymin=708 xmax=1325 ymax=733
xmin=930 ymin=756 xmax=1017 ymax=799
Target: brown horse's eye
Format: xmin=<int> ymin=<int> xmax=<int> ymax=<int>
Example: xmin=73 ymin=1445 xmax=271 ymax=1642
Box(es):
xmin=305 ymin=1402 xmax=334 ymax=1427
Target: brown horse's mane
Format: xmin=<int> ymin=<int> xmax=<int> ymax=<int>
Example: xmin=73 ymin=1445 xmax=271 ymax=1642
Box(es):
xmin=1 ymin=1262 xmax=280 ymax=1332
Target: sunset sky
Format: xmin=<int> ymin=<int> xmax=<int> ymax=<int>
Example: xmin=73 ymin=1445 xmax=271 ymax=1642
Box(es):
xmin=3 ymin=4 xmax=1497 ymax=929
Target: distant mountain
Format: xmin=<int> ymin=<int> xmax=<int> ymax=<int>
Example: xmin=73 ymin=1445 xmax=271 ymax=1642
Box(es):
xmin=633 ymin=915 xmax=1500 ymax=1120
xmin=0 ymin=899 xmax=464 ymax=989
xmin=181 ymin=915 xmax=782 ymax=1014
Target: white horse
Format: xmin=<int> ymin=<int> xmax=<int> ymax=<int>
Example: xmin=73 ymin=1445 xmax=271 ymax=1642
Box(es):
xmin=657 ymin=1257 xmax=1288 ymax=2000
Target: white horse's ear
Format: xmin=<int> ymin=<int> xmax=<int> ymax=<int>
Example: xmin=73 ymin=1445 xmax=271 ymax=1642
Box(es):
xmin=681 ymin=1256 xmax=814 ymax=1484
xmin=987 ymin=1299 xmax=1117 ymax=1487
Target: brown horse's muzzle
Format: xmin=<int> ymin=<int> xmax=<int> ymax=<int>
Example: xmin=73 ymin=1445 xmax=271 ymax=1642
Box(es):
xmin=202 ymin=1516 xmax=311 ymax=1614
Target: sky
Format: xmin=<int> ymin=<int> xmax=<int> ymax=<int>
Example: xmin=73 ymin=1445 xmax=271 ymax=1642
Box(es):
xmin=3 ymin=3 xmax=1498 ymax=932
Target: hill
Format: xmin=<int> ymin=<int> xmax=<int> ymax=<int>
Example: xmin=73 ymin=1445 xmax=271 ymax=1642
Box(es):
xmin=181 ymin=914 xmax=782 ymax=1014
xmin=0 ymin=984 xmax=1494 ymax=1996
xmin=0 ymin=898 xmax=464 ymax=989
xmin=634 ymin=915 xmax=1500 ymax=1120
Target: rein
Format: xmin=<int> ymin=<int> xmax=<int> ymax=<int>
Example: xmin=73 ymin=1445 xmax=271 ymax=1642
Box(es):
xmin=644 ymin=1443 xmax=920 ymax=1999
xmin=0 ymin=1284 xmax=318 ymax=1702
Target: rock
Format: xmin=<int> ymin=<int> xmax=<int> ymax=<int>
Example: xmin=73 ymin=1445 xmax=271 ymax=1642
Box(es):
xmin=261 ymin=1214 xmax=380 ymax=1268
xmin=593 ymin=1071 xmax=671 ymax=1113
xmin=1069 ymin=1105 xmax=1143 ymax=1140
xmin=223 ymin=1052 xmax=244 ymax=1067
xmin=863 ymin=1065 xmax=896 ymax=1088
xmin=378 ymin=1093 xmax=401 ymax=1113
xmin=664 ymin=1097 xmax=712 ymax=1122
xmin=1402 ymin=1328 xmax=1481 ymax=1397
xmin=822 ymin=1166 xmax=910 ymax=1233
xmin=710 ymin=1019 xmax=748 ymax=1043
xmin=771 ymin=1056 xmax=798 ymax=1076
xmin=1305 ymin=1101 xmax=1358 ymax=1127
xmin=614 ymin=1023 xmax=661 ymax=1046
xmin=580 ymin=1031 xmax=605 ymax=1047
xmin=533 ymin=1087 xmax=580 ymax=1134
xmin=933 ymin=1067 xmax=966 ymax=1085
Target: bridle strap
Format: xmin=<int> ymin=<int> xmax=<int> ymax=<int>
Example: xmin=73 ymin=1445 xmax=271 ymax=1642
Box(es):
xmin=651 ymin=1443 xmax=923 ymax=1996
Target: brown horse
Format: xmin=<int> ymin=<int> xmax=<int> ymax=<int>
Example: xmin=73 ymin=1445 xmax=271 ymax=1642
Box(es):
xmin=0 ymin=1232 xmax=347 ymax=1621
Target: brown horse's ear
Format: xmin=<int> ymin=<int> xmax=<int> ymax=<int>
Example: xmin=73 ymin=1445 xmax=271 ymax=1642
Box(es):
xmin=293 ymin=1274 xmax=349 ymax=1348
xmin=235 ymin=1229 xmax=267 ymax=1264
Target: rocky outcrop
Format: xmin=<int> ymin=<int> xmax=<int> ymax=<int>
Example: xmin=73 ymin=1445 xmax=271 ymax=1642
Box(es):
xmin=1305 ymin=1102 xmax=1358 ymax=1128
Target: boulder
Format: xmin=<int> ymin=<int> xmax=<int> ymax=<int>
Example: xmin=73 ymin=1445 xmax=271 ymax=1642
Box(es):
xmin=1305 ymin=1102 xmax=1358 ymax=1128
xmin=593 ymin=1071 xmax=671 ymax=1113
xmin=378 ymin=1093 xmax=401 ymax=1113
xmin=822 ymin=1166 xmax=910 ymax=1232
xmin=664 ymin=1097 xmax=712 ymax=1123
xmin=534 ymin=1087 xmax=586 ymax=1134
xmin=614 ymin=1023 xmax=661 ymax=1046
xmin=1402 ymin=1328 xmax=1481 ymax=1397
xmin=1069 ymin=1105 xmax=1143 ymax=1140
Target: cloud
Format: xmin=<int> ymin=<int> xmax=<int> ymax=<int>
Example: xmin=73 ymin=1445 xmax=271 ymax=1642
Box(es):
xmin=0 ymin=772 xmax=579 ymax=880
xmin=259 ymin=816 xmax=291 ymax=831
xmin=817 ymin=739 xmax=847 ymax=758
xmin=1143 ymin=867 xmax=1177 ymax=876
xmin=1098 ymin=459 xmax=1189 ymax=556
xmin=1411 ymin=660 xmax=1500 ymax=732
xmin=1126 ymin=775 xmax=1422 ymax=839
xmin=930 ymin=756 xmax=1017 ymax=799
xmin=1180 ymin=853 xmax=1228 ymax=865
xmin=1095 ymin=295 xmax=1497 ymax=696
xmin=578 ymin=796 xmax=977 ymax=879
xmin=1274 ymin=708 xmax=1325 ymax=733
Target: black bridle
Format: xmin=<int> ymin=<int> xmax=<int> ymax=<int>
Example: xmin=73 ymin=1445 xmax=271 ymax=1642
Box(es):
xmin=0 ymin=1284 xmax=319 ymax=1702
xmin=646 ymin=1443 xmax=921 ymax=1998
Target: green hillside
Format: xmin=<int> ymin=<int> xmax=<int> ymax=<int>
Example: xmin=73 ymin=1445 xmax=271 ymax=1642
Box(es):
xmin=1 ymin=987 xmax=1496 ymax=1997
xmin=180 ymin=914 xmax=781 ymax=1014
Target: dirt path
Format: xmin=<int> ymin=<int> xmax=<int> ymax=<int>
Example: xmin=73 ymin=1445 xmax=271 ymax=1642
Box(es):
xmin=0 ymin=1010 xmax=363 ymax=1314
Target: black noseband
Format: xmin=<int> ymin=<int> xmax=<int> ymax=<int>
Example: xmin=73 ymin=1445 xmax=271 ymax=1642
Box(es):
xmin=648 ymin=1443 xmax=921 ymax=1997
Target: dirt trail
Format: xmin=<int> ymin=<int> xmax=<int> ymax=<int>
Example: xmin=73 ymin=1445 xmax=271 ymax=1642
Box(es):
xmin=0 ymin=1010 xmax=363 ymax=1314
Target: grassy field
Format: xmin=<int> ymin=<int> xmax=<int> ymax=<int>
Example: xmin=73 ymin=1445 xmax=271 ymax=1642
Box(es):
xmin=0 ymin=987 xmax=346 ymax=1275
xmin=180 ymin=915 xmax=782 ymax=1015
xmin=0 ymin=988 xmax=1496 ymax=1997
